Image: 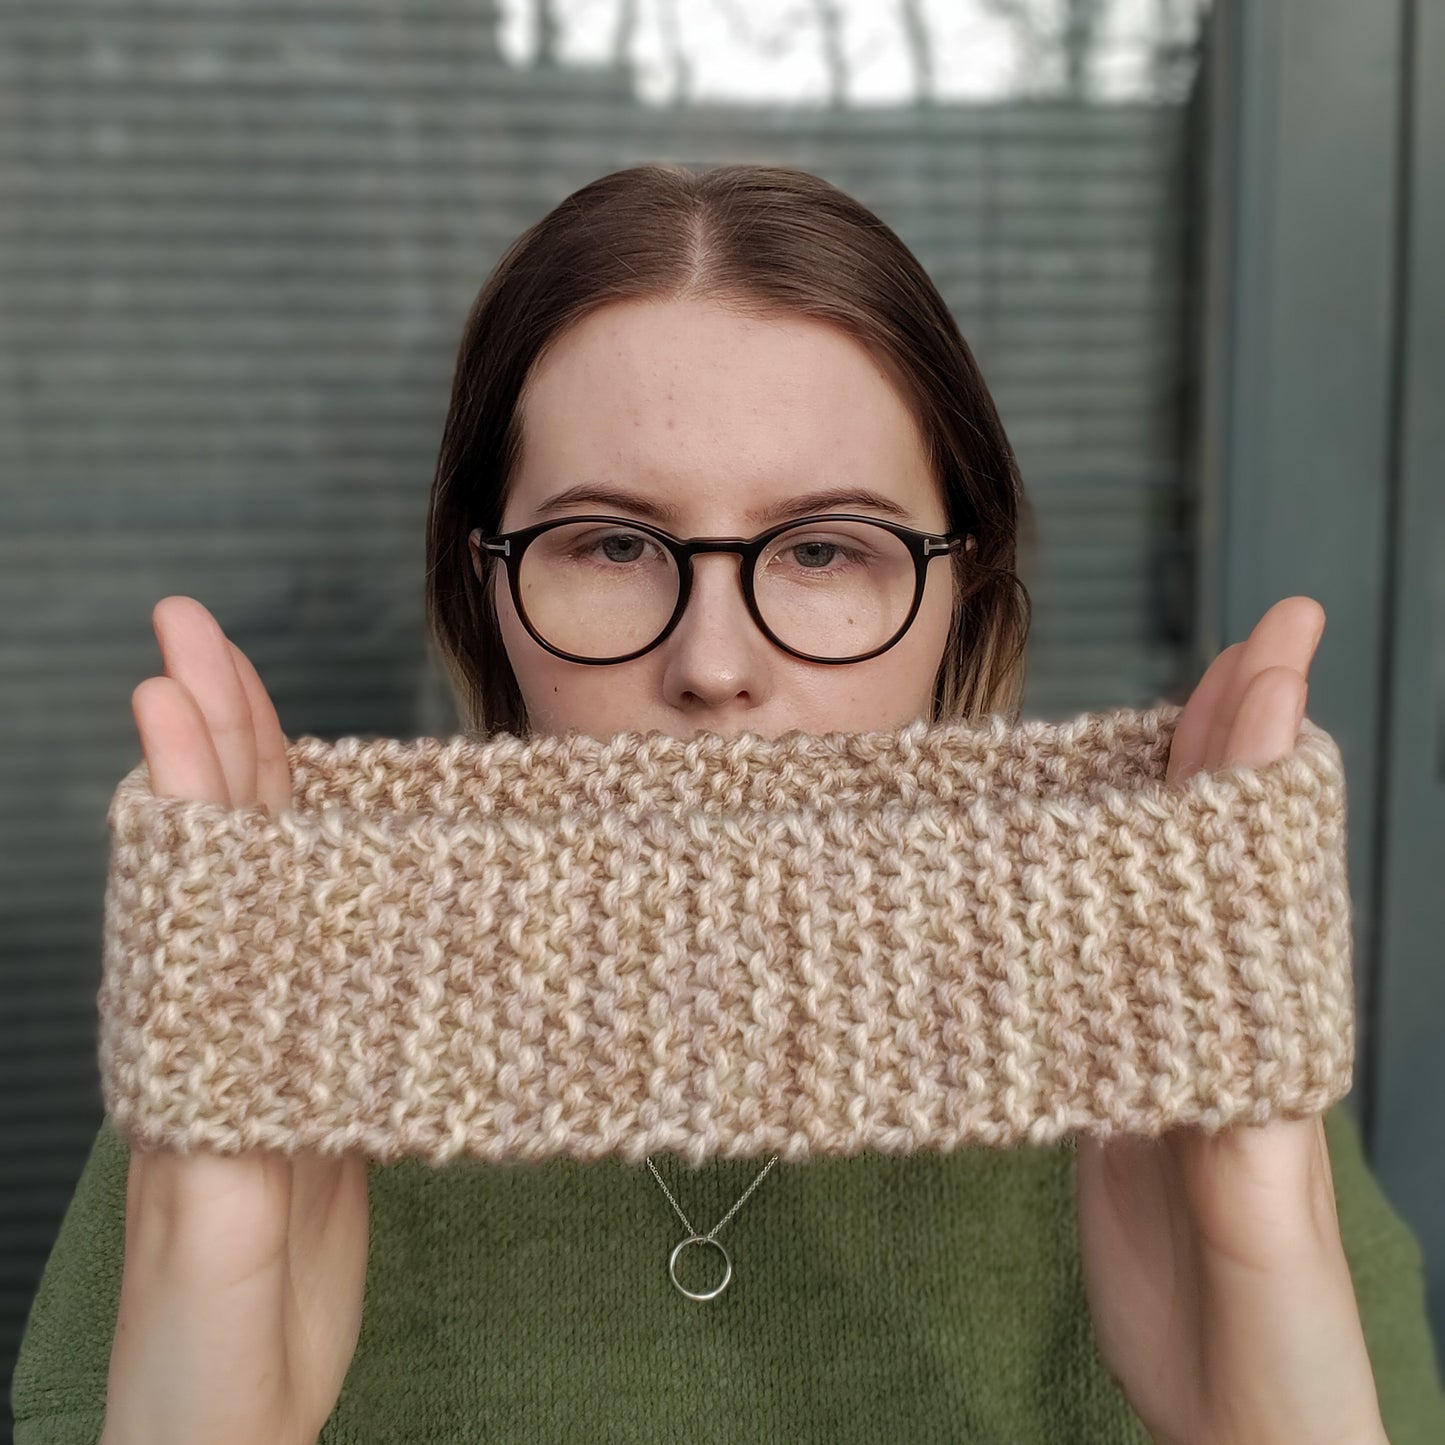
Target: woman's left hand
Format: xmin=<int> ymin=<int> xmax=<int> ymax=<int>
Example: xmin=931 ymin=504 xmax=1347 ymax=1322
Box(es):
xmin=1074 ymin=596 xmax=1389 ymax=1445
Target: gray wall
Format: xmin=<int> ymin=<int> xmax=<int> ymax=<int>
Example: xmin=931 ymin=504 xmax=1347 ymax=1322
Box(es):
xmin=1196 ymin=0 xmax=1445 ymax=1372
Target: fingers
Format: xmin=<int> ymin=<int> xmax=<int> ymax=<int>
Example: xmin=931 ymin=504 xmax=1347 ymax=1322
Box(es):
xmin=1170 ymin=641 xmax=1246 ymax=782
xmin=226 ymin=640 xmax=294 ymax=818
xmin=150 ymin=597 xmax=258 ymax=808
xmin=1224 ymin=667 xmax=1308 ymax=767
xmin=1206 ymin=597 xmax=1325 ymax=773
xmin=1200 ymin=645 xmax=1246 ymax=777
xmin=1239 ymin=596 xmax=1325 ymax=679
xmin=131 ymin=674 xmax=229 ymax=805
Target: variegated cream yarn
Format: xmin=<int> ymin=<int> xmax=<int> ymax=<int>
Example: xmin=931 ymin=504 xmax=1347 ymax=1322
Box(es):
xmin=96 ymin=701 xmax=1355 ymax=1169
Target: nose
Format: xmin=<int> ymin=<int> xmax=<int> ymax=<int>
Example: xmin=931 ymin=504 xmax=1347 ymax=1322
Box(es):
xmin=675 ymin=548 xmax=755 ymax=631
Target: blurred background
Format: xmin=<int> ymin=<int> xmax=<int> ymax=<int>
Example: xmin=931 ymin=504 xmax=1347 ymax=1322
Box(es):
xmin=2 ymin=0 xmax=1441 ymax=1432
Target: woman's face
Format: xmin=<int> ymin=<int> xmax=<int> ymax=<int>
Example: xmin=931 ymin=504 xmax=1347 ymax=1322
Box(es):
xmin=473 ymin=295 xmax=963 ymax=742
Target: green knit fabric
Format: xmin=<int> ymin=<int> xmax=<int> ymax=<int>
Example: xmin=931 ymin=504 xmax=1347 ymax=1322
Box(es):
xmin=12 ymin=1104 xmax=1445 ymax=1444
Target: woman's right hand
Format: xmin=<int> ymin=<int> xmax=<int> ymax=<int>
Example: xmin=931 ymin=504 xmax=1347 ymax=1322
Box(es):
xmin=100 ymin=597 xmax=370 ymax=1445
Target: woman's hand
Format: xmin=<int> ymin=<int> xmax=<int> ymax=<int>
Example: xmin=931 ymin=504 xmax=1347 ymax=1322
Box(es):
xmin=1074 ymin=596 xmax=1389 ymax=1445
xmin=101 ymin=597 xmax=370 ymax=1445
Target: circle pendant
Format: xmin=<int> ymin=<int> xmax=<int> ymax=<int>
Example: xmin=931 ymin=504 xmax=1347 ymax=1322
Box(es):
xmin=668 ymin=1235 xmax=733 ymax=1301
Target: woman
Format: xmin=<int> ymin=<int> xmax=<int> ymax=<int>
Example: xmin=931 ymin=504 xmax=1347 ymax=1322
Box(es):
xmin=14 ymin=163 xmax=1445 ymax=1444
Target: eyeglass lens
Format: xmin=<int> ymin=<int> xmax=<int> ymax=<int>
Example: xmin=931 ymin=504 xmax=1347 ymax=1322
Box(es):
xmin=515 ymin=518 xmax=918 ymax=661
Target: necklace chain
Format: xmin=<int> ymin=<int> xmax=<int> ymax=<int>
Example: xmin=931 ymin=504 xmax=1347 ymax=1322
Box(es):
xmin=645 ymin=1152 xmax=780 ymax=1301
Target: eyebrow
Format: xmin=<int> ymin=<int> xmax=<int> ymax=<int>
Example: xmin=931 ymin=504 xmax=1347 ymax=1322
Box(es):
xmin=530 ymin=483 xmax=917 ymax=529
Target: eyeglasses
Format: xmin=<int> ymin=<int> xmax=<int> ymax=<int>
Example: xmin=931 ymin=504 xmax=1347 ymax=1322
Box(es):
xmin=469 ymin=513 xmax=973 ymax=665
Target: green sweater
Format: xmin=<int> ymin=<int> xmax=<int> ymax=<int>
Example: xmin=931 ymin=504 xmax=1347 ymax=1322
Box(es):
xmin=12 ymin=1104 xmax=1445 ymax=1444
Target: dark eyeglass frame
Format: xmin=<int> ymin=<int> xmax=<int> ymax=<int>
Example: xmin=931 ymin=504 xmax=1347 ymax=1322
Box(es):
xmin=469 ymin=512 xmax=974 ymax=666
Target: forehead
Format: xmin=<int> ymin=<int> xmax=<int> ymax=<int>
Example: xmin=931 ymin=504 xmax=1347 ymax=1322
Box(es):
xmin=511 ymin=297 xmax=934 ymax=503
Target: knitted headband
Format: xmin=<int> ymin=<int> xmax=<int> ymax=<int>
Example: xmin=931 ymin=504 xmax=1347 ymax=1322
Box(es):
xmin=97 ymin=702 xmax=1355 ymax=1170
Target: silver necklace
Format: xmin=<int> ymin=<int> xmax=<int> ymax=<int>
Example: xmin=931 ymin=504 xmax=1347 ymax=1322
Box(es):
xmin=645 ymin=1152 xmax=781 ymax=1300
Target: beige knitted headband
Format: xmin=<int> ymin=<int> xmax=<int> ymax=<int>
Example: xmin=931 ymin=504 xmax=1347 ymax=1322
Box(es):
xmin=97 ymin=702 xmax=1355 ymax=1170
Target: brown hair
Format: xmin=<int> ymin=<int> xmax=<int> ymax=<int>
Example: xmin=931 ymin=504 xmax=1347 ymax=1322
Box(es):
xmin=424 ymin=162 xmax=1034 ymax=739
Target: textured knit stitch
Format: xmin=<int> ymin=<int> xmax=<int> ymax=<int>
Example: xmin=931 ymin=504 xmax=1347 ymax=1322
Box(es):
xmin=96 ymin=701 xmax=1355 ymax=1171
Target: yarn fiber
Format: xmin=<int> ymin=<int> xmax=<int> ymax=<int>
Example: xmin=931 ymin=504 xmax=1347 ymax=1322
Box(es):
xmin=97 ymin=702 xmax=1355 ymax=1169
